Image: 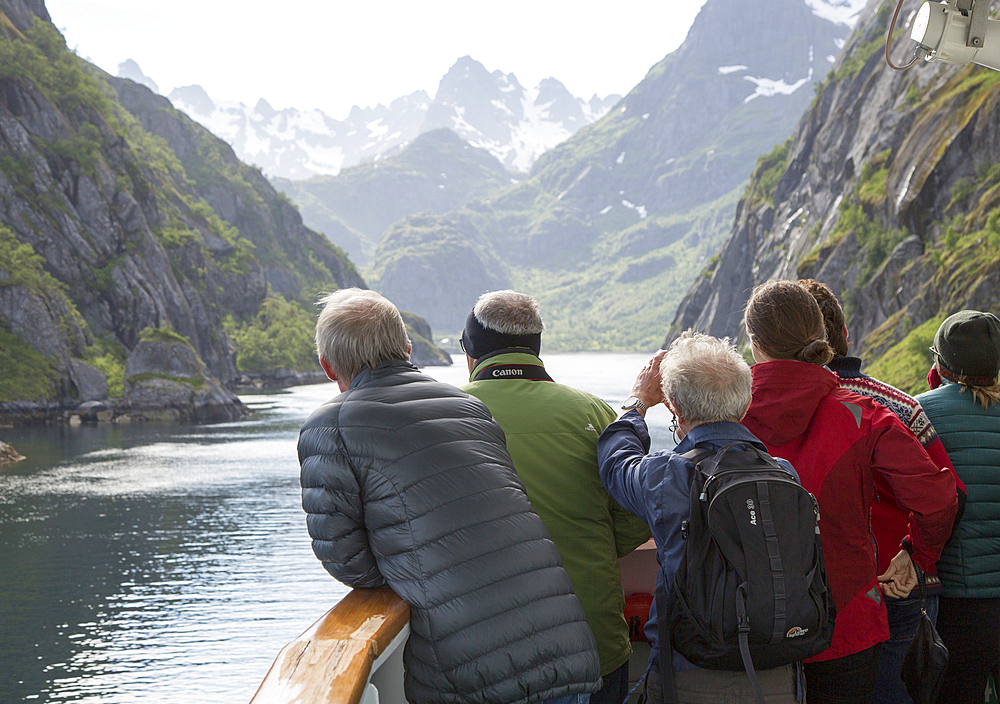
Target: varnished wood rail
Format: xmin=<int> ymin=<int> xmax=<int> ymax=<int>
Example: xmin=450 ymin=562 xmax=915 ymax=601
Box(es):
xmin=250 ymin=587 xmax=411 ymax=704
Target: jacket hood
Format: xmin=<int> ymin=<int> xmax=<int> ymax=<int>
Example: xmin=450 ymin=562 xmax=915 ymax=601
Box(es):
xmin=746 ymin=360 xmax=840 ymax=446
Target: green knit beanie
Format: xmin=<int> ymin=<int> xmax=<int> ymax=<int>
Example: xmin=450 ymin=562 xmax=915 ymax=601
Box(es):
xmin=934 ymin=310 xmax=1000 ymax=385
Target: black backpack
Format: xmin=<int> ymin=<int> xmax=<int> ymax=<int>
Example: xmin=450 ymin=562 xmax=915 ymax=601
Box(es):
xmin=656 ymin=442 xmax=836 ymax=704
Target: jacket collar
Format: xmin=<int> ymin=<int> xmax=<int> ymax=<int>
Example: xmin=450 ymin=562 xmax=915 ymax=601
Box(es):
xmin=469 ymin=350 xmax=546 ymax=382
xmin=746 ymin=360 xmax=840 ymax=446
xmin=348 ymin=359 xmax=419 ymax=390
xmin=674 ymin=421 xmax=769 ymax=454
xmin=828 ymin=356 xmax=864 ymax=379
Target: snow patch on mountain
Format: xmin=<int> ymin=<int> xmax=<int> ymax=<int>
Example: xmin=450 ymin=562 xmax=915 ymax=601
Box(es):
xmin=743 ymin=68 xmax=813 ymax=103
xmin=802 ymin=0 xmax=867 ymax=26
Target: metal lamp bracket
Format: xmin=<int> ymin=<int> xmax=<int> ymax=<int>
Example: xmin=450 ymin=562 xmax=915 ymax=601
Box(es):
xmin=966 ymin=0 xmax=990 ymax=48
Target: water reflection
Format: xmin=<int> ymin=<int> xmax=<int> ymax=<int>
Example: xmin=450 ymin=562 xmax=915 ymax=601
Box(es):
xmin=0 ymin=354 xmax=669 ymax=703
xmin=0 ymin=383 xmax=349 ymax=704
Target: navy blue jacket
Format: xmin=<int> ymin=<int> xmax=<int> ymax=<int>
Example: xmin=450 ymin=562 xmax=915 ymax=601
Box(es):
xmin=597 ymin=413 xmax=796 ymax=672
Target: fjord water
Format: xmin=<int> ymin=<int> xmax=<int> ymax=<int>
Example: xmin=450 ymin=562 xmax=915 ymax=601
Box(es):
xmin=0 ymin=353 xmax=672 ymax=703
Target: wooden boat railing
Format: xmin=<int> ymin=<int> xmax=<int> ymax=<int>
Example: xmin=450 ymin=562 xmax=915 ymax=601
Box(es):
xmin=250 ymin=587 xmax=411 ymax=704
xmin=250 ymin=541 xmax=660 ymax=704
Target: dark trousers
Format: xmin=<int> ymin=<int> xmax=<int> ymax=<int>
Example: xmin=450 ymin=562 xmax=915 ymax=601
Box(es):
xmin=932 ymin=596 xmax=1000 ymax=704
xmin=590 ymin=662 xmax=629 ymax=704
xmin=643 ymin=665 xmax=797 ymax=704
xmin=873 ymin=594 xmax=939 ymax=704
xmin=802 ymin=644 xmax=880 ymax=704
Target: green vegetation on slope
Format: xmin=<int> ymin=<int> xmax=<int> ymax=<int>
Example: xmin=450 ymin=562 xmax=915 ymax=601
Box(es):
xmin=223 ymin=296 xmax=319 ymax=373
xmin=865 ymin=316 xmax=945 ymax=396
xmin=0 ymin=324 xmax=57 ymax=401
xmin=744 ymin=139 xmax=792 ymax=211
xmin=0 ymin=224 xmax=63 ymax=294
xmin=0 ymin=18 xmax=111 ymax=119
xmin=139 ymin=325 xmax=196 ymax=350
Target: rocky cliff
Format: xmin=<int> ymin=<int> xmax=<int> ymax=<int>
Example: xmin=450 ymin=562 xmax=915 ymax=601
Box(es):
xmin=0 ymin=0 xmax=371 ymax=420
xmin=366 ymin=0 xmax=860 ymax=347
xmin=667 ymin=0 xmax=1000 ymax=394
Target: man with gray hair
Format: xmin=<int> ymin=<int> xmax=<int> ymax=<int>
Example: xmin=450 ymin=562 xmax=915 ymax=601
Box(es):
xmin=299 ymin=287 xmax=601 ymax=704
xmin=597 ymin=333 xmax=800 ymax=704
xmin=461 ymin=290 xmax=651 ymax=704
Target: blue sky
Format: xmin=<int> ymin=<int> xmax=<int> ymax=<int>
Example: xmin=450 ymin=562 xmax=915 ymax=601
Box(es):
xmin=45 ymin=0 xmax=709 ymax=117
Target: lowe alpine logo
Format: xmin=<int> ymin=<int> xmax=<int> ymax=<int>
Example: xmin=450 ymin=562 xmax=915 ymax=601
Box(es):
xmin=786 ymin=627 xmax=809 ymax=638
xmin=746 ymin=499 xmax=757 ymax=526
xmin=492 ymin=368 xmax=523 ymax=377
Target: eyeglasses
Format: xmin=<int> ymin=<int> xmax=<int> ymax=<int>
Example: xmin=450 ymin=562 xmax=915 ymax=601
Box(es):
xmin=459 ymin=336 xmax=466 ymax=353
xmin=928 ymin=346 xmax=939 ymax=358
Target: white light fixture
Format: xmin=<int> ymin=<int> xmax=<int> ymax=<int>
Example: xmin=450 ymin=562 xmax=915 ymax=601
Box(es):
xmin=887 ymin=0 xmax=1000 ymax=72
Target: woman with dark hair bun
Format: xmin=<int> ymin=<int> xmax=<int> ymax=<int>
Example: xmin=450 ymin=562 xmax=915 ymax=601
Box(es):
xmin=741 ymin=280 xmax=958 ymax=704
xmin=916 ymin=310 xmax=1000 ymax=704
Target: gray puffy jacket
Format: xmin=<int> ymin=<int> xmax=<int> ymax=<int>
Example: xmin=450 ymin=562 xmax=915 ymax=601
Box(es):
xmin=299 ymin=361 xmax=600 ymax=704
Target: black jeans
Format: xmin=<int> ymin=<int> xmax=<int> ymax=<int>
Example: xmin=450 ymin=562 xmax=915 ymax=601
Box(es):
xmin=802 ymin=644 xmax=880 ymax=704
xmin=873 ymin=593 xmax=939 ymax=704
xmin=933 ymin=596 xmax=1000 ymax=704
xmin=590 ymin=662 xmax=629 ymax=704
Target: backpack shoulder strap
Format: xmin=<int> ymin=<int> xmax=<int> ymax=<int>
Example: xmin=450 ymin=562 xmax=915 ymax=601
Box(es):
xmin=680 ymin=446 xmax=714 ymax=465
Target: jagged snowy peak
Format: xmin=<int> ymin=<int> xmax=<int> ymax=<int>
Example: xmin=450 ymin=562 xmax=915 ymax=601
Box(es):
xmin=425 ymin=56 xmax=619 ymax=172
xmin=802 ymin=0 xmax=868 ymax=26
xmin=150 ymin=56 xmax=616 ymax=180
xmin=117 ymin=59 xmax=158 ymax=94
xmin=166 ymin=85 xmax=430 ymax=180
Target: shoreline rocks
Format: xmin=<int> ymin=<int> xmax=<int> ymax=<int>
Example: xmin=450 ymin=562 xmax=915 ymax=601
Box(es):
xmin=124 ymin=336 xmax=248 ymax=424
xmin=0 ymin=440 xmax=25 ymax=466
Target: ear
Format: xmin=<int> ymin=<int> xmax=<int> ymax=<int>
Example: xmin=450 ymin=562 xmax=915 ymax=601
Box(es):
xmin=842 ymin=324 xmax=850 ymax=343
xmin=406 ymin=339 xmax=412 ymax=360
xmin=319 ymin=356 xmax=337 ymax=382
xmin=319 ymin=357 xmax=349 ymax=392
xmin=664 ymin=400 xmax=682 ymax=424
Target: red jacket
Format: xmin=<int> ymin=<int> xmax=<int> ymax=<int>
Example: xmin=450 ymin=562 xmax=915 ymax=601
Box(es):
xmin=743 ymin=361 xmax=958 ymax=662
xmin=830 ymin=367 xmax=965 ymax=578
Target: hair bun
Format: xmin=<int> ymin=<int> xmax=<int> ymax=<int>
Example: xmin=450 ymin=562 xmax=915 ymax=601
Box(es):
xmin=799 ymin=339 xmax=835 ymax=366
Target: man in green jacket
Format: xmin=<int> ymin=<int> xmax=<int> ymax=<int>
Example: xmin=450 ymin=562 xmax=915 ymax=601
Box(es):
xmin=461 ymin=290 xmax=651 ymax=704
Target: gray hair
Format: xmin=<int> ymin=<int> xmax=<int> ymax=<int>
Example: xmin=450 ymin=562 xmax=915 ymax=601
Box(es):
xmin=474 ymin=290 xmax=545 ymax=334
xmin=315 ymin=288 xmax=409 ymax=383
xmin=660 ymin=332 xmax=752 ymax=423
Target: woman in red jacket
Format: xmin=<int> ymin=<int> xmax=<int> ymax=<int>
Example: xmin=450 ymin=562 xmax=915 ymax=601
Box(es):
xmin=741 ymin=280 xmax=958 ymax=704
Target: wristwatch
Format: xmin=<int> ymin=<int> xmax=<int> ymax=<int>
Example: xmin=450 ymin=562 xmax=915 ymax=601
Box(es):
xmin=621 ymin=397 xmax=647 ymax=413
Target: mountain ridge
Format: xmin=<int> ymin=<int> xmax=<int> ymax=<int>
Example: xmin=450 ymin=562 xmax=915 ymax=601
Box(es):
xmin=364 ymin=0 xmax=861 ymax=348
xmin=162 ymin=55 xmax=620 ymax=180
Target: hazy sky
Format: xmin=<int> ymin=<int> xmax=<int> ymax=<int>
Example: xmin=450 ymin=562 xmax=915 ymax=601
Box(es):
xmin=45 ymin=0 xmax=709 ymax=118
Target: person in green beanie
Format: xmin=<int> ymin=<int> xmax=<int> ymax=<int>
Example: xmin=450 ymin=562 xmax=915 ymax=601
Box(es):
xmin=461 ymin=290 xmax=651 ymax=704
xmin=917 ymin=310 xmax=1000 ymax=704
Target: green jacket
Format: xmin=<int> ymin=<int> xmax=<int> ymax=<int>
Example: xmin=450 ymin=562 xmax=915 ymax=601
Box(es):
xmin=917 ymin=382 xmax=1000 ymax=598
xmin=464 ymin=351 xmax=651 ymax=676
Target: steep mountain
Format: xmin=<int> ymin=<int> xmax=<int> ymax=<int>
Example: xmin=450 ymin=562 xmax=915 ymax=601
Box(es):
xmin=272 ymin=128 xmax=514 ymax=265
xmin=666 ymin=0 xmax=1000 ymax=395
xmin=164 ymin=56 xmax=619 ymax=179
xmin=0 ymin=0 xmax=371 ymax=417
xmin=368 ymin=0 xmax=862 ymax=347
